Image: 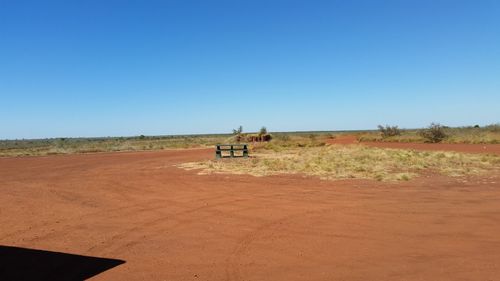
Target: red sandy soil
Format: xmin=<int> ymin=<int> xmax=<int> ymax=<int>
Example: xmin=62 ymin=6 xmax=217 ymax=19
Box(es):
xmin=329 ymin=135 xmax=500 ymax=155
xmin=1 ymin=149 xmax=500 ymax=280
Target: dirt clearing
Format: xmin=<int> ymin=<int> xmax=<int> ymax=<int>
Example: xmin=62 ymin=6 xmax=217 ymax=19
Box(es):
xmin=1 ymin=149 xmax=500 ymax=280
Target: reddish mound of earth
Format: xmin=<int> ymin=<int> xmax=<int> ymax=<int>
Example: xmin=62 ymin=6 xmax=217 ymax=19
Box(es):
xmin=328 ymin=135 xmax=500 ymax=155
xmin=1 ymin=149 xmax=500 ymax=280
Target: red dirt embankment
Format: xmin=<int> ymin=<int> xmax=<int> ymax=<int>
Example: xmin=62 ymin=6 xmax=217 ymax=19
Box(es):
xmin=328 ymin=135 xmax=500 ymax=155
xmin=1 ymin=149 xmax=500 ymax=280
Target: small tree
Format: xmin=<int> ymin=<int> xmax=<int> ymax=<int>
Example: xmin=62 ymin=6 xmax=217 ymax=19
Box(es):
xmin=232 ymin=126 xmax=243 ymax=135
xmin=419 ymin=123 xmax=447 ymax=143
xmin=377 ymin=125 xmax=401 ymax=138
xmin=259 ymin=126 xmax=268 ymax=136
xmin=232 ymin=126 xmax=243 ymax=142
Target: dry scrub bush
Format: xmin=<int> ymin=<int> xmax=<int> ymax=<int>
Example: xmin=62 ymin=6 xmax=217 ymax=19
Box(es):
xmin=419 ymin=123 xmax=447 ymax=143
xmin=378 ymin=125 xmax=401 ymax=138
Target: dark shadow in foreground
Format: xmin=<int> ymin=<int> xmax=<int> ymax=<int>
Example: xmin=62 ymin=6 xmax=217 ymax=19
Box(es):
xmin=0 ymin=245 xmax=125 ymax=281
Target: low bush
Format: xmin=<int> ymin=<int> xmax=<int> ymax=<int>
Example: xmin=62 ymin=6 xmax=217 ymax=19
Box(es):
xmin=377 ymin=125 xmax=401 ymax=138
xmin=419 ymin=123 xmax=447 ymax=143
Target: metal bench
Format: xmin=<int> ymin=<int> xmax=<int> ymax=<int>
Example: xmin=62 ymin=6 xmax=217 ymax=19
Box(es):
xmin=216 ymin=144 xmax=249 ymax=159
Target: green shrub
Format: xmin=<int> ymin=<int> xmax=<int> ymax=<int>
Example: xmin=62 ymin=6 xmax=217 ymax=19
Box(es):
xmin=259 ymin=126 xmax=268 ymax=135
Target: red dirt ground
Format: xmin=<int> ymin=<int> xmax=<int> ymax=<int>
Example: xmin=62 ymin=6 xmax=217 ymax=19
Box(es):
xmin=1 ymin=148 xmax=500 ymax=280
xmin=328 ymin=135 xmax=500 ymax=155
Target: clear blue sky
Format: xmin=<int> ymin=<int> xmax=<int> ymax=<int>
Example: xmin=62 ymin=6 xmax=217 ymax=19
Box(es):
xmin=1 ymin=0 xmax=499 ymax=139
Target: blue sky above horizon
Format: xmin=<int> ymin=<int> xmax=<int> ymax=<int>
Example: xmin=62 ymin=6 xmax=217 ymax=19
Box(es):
xmin=1 ymin=0 xmax=499 ymax=139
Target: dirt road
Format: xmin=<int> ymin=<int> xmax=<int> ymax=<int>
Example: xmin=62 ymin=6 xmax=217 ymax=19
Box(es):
xmin=1 ymin=149 xmax=500 ymax=280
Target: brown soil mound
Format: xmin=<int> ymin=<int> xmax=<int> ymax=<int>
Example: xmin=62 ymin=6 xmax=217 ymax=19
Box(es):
xmin=1 ymin=149 xmax=500 ymax=280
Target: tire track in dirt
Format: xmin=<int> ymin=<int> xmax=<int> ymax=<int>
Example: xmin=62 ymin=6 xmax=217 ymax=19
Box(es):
xmin=224 ymin=208 xmax=336 ymax=281
xmin=7 ymin=190 xmax=213 ymax=240
xmin=3 ymin=148 xmax=500 ymax=280
xmin=1 ymin=198 xmax=169 ymax=241
xmin=19 ymin=192 xmax=237 ymax=245
xmin=85 ymin=197 xmax=253 ymax=254
xmin=86 ymin=191 xmax=300 ymax=255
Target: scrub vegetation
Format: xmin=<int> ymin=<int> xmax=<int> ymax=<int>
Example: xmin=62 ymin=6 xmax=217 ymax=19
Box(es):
xmin=0 ymin=130 xmax=336 ymax=157
xmin=2 ymin=124 xmax=499 ymax=158
xmin=358 ymin=123 xmax=500 ymax=144
xmin=0 ymin=135 xmax=230 ymax=157
xmin=179 ymin=144 xmax=500 ymax=182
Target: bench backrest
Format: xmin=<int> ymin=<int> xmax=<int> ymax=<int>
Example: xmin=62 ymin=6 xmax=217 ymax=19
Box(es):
xmin=216 ymin=144 xmax=249 ymax=158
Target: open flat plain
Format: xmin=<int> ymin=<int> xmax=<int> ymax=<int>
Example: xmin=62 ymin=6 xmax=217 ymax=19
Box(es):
xmin=1 ymin=143 xmax=500 ymax=280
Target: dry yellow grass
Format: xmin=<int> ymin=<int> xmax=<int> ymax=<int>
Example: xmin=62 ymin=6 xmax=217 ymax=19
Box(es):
xmin=179 ymin=145 xmax=500 ymax=181
xmin=0 ymin=135 xmax=231 ymax=157
xmin=357 ymin=124 xmax=500 ymax=144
